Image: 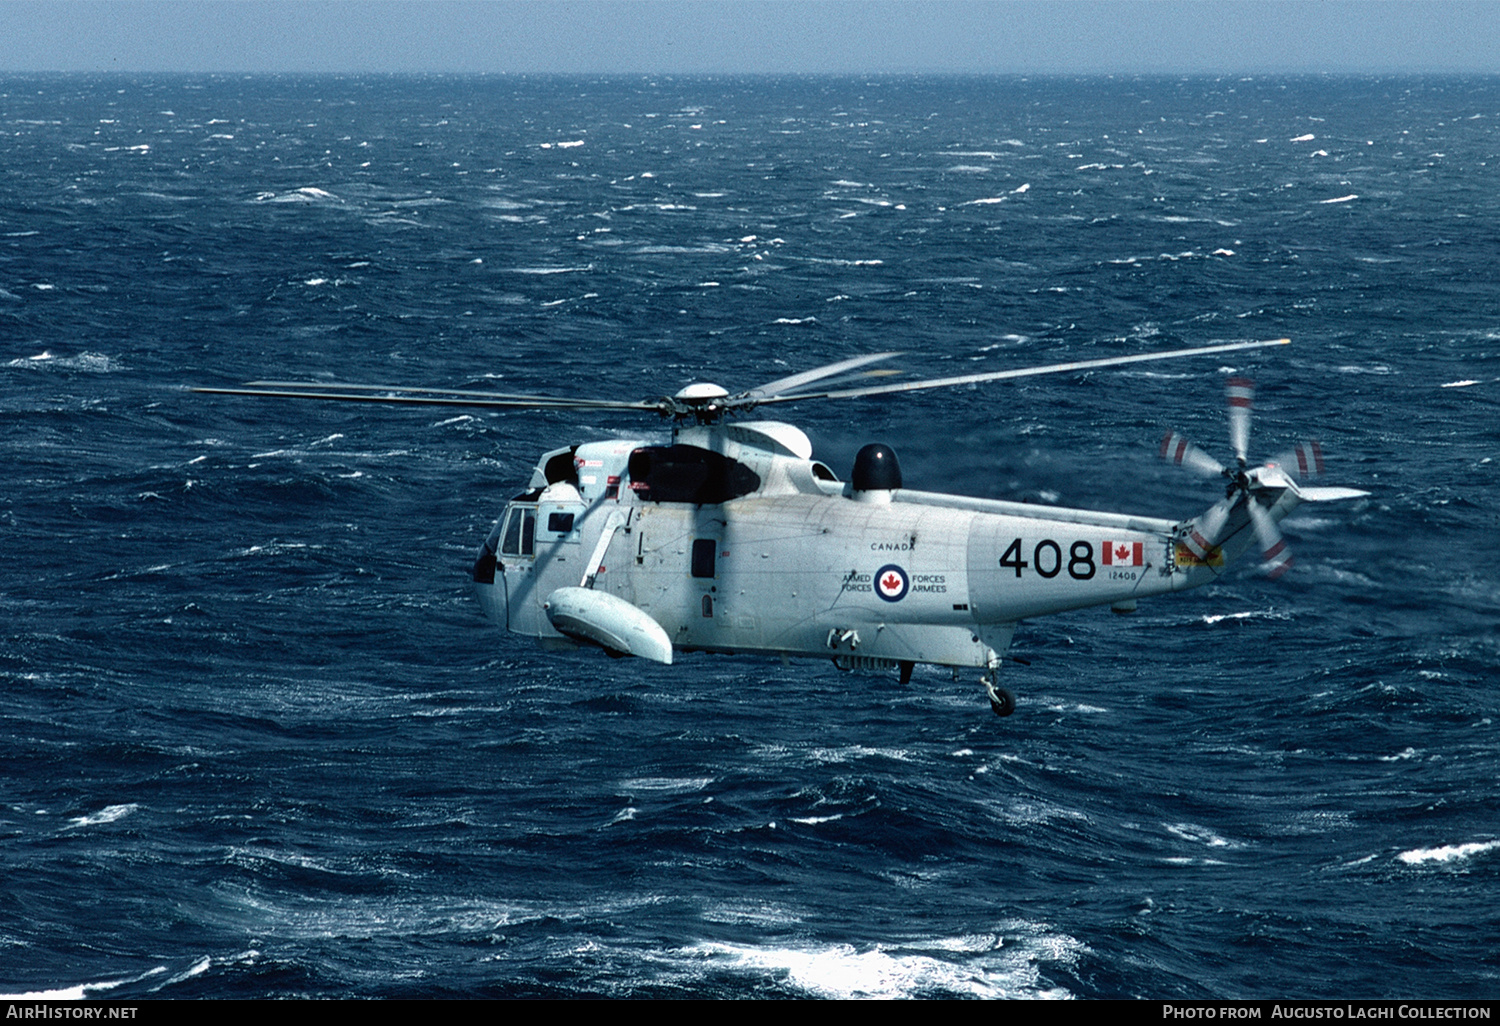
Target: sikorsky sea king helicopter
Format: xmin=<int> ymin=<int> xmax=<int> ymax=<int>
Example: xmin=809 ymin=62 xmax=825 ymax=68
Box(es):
xmin=198 ymin=338 xmax=1366 ymax=718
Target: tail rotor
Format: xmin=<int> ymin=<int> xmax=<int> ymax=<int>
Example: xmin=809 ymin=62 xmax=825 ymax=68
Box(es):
xmin=1160 ymin=377 xmax=1317 ymax=577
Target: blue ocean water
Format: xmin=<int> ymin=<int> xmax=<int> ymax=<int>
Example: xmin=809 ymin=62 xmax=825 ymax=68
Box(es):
xmin=1 ymin=74 xmax=1497 ymax=999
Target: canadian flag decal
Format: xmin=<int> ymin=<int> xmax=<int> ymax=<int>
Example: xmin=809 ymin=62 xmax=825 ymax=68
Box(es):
xmin=1101 ymin=540 xmax=1143 ymax=567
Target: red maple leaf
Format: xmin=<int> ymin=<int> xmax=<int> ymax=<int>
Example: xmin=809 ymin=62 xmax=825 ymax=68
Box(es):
xmin=1115 ymin=544 xmax=1129 ymax=562
xmin=882 ymin=573 xmax=902 ymax=591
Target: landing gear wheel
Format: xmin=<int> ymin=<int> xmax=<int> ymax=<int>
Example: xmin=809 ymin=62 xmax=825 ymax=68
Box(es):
xmin=989 ymin=687 xmax=1016 ymax=718
xmin=984 ymin=677 xmax=1016 ymax=717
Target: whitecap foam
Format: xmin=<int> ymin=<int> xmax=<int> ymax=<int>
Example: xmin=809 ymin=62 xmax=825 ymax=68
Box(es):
xmin=809 ymin=745 xmax=912 ymax=764
xmin=682 ymin=924 xmax=1081 ymax=999
xmin=619 ymin=776 xmax=714 ymax=794
xmin=1321 ymin=194 xmax=1358 ymax=204
xmin=1167 ymin=822 xmax=1235 ymax=848
xmin=1200 ymin=610 xmax=1289 ymax=625
xmin=687 ymin=942 xmax=987 ymax=998
xmin=65 ymin=803 xmax=140 ymax=829
xmin=699 ymin=902 xmax=803 ymax=927
xmin=0 ymin=965 xmax=163 ymax=1001
xmin=1397 ymin=840 xmax=1500 ymax=865
xmin=6 ymin=350 xmax=123 ymax=373
xmin=986 ymin=798 xmax=1090 ymax=827
xmin=259 ymin=187 xmax=341 ymax=204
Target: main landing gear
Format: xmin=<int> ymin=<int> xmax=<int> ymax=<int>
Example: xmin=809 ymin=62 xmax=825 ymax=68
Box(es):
xmin=983 ymin=668 xmax=1016 ymax=718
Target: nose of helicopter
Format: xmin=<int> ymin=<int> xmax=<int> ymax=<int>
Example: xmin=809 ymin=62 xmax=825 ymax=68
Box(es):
xmin=471 ymin=541 xmax=508 ymax=628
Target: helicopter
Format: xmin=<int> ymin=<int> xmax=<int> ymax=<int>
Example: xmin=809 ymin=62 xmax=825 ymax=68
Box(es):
xmin=197 ymin=338 xmax=1367 ymax=718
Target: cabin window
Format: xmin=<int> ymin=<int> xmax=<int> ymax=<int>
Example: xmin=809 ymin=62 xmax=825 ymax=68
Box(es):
xmin=701 ymin=595 xmax=714 ymax=618
xmin=691 ymin=538 xmax=717 ymax=579
xmin=547 ymin=512 xmax=575 ymax=534
xmin=626 ymin=445 xmax=761 ymax=505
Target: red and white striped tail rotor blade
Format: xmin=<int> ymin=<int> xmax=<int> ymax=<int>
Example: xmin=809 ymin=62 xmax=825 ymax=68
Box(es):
xmin=1271 ymin=439 xmax=1326 ymax=481
xmin=1226 ymin=377 xmax=1253 ymax=466
xmin=1159 ymin=431 xmax=1225 ymax=477
xmin=1247 ymin=500 xmax=1294 ymax=580
xmin=1182 ymin=496 xmax=1233 ymax=563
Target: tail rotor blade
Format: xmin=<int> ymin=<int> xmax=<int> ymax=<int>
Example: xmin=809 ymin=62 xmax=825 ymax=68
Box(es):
xmin=1247 ymin=500 xmax=1294 ymax=580
xmin=1160 ymin=430 xmax=1226 ymax=477
xmin=1183 ymin=496 xmax=1234 ymax=563
xmin=1271 ymin=439 xmax=1325 ymax=481
xmin=1226 ymin=377 xmax=1253 ymax=468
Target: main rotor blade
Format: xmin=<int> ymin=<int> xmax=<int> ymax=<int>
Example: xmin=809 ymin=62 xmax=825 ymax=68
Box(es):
xmin=245 ymin=380 xmax=603 ymax=402
xmin=192 ymin=385 xmax=660 ymax=413
xmin=740 ymin=351 xmax=902 ymax=398
xmin=751 ymin=339 xmax=1290 ymax=405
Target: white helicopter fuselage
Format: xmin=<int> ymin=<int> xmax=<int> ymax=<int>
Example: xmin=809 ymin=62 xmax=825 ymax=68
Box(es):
xmin=196 ymin=339 xmax=1357 ymax=714
xmin=471 ymin=420 xmax=1290 ymax=676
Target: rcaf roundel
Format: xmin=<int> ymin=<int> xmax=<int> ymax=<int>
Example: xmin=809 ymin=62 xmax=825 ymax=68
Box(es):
xmin=875 ymin=564 xmax=909 ymax=602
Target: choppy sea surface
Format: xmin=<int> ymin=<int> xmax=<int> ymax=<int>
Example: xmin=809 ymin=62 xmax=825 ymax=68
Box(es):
xmin=2 ymin=74 xmax=1497 ymax=1000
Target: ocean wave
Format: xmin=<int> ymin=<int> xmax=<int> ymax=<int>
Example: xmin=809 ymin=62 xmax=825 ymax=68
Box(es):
xmin=6 ymin=350 xmax=123 ymax=372
xmin=65 ymin=803 xmax=140 ymax=829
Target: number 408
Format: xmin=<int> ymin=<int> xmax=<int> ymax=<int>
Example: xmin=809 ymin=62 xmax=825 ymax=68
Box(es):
xmin=1000 ymin=538 xmax=1096 ymax=580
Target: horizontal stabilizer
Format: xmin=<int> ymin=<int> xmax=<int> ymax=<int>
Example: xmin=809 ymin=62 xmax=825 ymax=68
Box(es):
xmin=1297 ymin=486 xmax=1370 ymax=502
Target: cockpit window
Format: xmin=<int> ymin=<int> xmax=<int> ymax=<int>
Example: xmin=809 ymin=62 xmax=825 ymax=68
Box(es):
xmin=501 ymin=507 xmax=537 ymax=556
xmin=627 ymin=445 xmax=761 ymax=505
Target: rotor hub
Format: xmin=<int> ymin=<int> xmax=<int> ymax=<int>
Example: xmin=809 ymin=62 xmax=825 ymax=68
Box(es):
xmin=673 ymin=382 xmax=730 ymax=403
